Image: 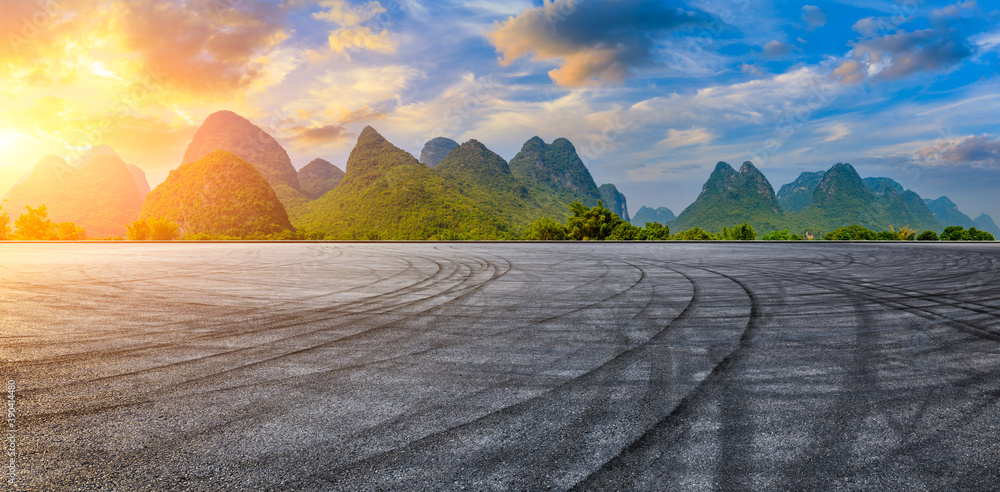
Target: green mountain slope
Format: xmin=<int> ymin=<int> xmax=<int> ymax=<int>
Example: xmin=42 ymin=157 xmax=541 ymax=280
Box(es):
xmin=297 ymin=158 xmax=344 ymax=200
xmin=776 ymin=171 xmax=824 ymax=212
xmin=6 ymin=152 xmax=144 ymax=237
xmin=419 ymin=137 xmax=459 ymax=168
xmin=863 ymin=177 xmax=941 ymax=231
xmin=672 ymin=161 xmax=784 ymax=232
xmin=434 ymin=139 xmax=540 ymax=228
xmin=630 ymin=206 xmax=674 ymax=225
xmin=141 ymin=150 xmax=293 ymax=238
xmin=181 ymin=110 xmax=307 ymax=213
xmin=598 ymin=184 xmax=629 ymax=221
xmin=297 ymin=127 xmax=511 ymax=239
xmin=924 ymin=196 xmax=976 ymax=228
xmin=508 ymin=136 xmax=603 ymax=212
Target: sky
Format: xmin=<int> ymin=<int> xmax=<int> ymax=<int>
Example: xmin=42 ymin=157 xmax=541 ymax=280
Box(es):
xmin=2 ymin=0 xmax=999 ymax=220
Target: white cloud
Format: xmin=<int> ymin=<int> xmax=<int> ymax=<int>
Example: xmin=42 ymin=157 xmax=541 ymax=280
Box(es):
xmin=821 ymin=123 xmax=852 ymax=142
xmin=660 ymin=127 xmax=716 ymax=148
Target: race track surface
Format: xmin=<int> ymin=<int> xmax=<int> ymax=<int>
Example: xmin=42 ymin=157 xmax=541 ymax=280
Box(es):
xmin=2 ymin=242 xmax=999 ymax=490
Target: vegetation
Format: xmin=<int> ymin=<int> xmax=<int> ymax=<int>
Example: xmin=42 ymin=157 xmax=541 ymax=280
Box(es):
xmin=297 ymin=158 xmax=344 ymax=200
xmin=598 ymin=184 xmax=629 ymax=222
xmin=297 ymin=127 xmax=511 ymax=240
xmin=917 ymin=230 xmax=939 ymax=241
xmin=637 ymin=222 xmax=671 ymax=240
xmin=777 ymin=171 xmax=825 ymax=212
xmin=0 ymin=199 xmax=10 ymax=240
xmin=566 ymin=201 xmax=623 ymax=240
xmin=141 ymin=150 xmax=294 ymax=239
xmin=940 ymin=226 xmax=995 ymax=241
xmin=717 ymin=222 xmax=757 ymax=240
xmin=435 ymin=139 xmax=541 ymax=229
xmin=673 ymin=227 xmax=714 ymax=240
xmin=13 ymin=205 xmax=86 ymax=240
xmin=761 ymin=229 xmax=802 ymax=240
xmin=183 ymin=110 xmax=301 ymax=193
xmin=508 ymin=136 xmax=603 ymax=213
xmin=522 ymin=217 xmax=567 ymax=240
xmin=126 ymin=219 xmax=180 ymax=240
xmin=671 ymin=161 xmax=784 ymax=233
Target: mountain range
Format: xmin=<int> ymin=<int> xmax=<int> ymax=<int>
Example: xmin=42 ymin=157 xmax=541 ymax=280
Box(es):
xmin=3 ymin=109 xmax=995 ymax=240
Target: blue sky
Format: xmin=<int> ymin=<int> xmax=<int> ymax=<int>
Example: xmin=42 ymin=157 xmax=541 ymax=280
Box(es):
xmin=2 ymin=0 xmax=999 ymax=220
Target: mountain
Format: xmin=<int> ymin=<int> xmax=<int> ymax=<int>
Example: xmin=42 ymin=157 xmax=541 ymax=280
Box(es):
xmin=68 ymin=144 xmax=151 ymax=199
xmin=508 ymin=136 xmax=603 ymax=212
xmin=630 ymin=206 xmax=675 ymax=225
xmin=141 ymin=150 xmax=292 ymax=238
xmin=419 ymin=137 xmax=459 ymax=168
xmin=181 ymin=110 xmax=303 ymax=202
xmin=434 ymin=139 xmax=540 ymax=227
xmin=973 ymin=213 xmax=1000 ymax=237
xmin=297 ymin=158 xmax=344 ymax=200
xmin=5 ymin=152 xmax=145 ymax=238
xmin=862 ymin=177 xmax=904 ymax=194
xmin=863 ymin=177 xmax=941 ymax=232
xmin=776 ymin=171 xmax=824 ymax=212
xmin=924 ymin=196 xmax=976 ymax=228
xmin=672 ymin=161 xmax=784 ymax=232
xmin=598 ymin=184 xmax=629 ymax=221
xmin=297 ymin=127 xmax=510 ymax=239
xmin=787 ymin=163 xmax=939 ymax=232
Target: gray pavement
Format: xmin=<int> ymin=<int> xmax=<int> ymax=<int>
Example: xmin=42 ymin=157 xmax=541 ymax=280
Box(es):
xmin=2 ymin=242 xmax=999 ymax=490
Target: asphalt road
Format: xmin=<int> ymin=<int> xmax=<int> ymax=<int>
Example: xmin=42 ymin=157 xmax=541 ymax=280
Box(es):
xmin=2 ymin=242 xmax=999 ymax=490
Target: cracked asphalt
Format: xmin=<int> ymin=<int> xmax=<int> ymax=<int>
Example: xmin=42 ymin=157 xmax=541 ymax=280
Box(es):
xmin=2 ymin=242 xmax=999 ymax=490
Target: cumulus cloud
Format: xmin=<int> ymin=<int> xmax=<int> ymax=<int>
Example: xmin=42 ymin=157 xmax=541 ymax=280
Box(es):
xmin=293 ymin=124 xmax=350 ymax=146
xmin=917 ymin=134 xmax=1000 ymax=168
xmin=931 ymin=1 xmax=977 ymax=20
xmin=763 ymin=40 xmax=791 ymax=57
xmin=117 ymin=0 xmax=288 ymax=95
xmin=486 ymin=0 xmax=711 ymax=87
xmin=313 ymin=0 xmax=397 ymax=55
xmin=328 ymin=26 xmax=398 ymax=54
xmin=835 ymin=28 xmax=972 ymax=84
xmin=801 ymin=5 xmax=826 ymax=30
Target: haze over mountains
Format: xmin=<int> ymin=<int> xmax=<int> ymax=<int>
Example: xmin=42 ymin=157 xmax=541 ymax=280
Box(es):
xmin=3 ymin=109 xmax=995 ymax=239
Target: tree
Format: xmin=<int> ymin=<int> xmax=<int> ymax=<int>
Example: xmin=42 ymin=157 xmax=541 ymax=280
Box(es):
xmin=941 ymin=226 xmax=967 ymax=241
xmin=673 ymin=227 xmax=714 ymax=240
xmin=127 ymin=220 xmax=151 ymax=240
xmin=522 ymin=217 xmax=567 ymax=240
xmin=14 ymin=205 xmax=55 ymax=239
xmin=607 ymin=222 xmax=640 ymax=240
xmin=875 ymin=230 xmax=897 ymax=241
xmin=762 ymin=229 xmax=802 ymax=240
xmin=127 ymin=219 xmax=179 ymax=240
xmin=637 ymin=222 xmax=670 ymax=241
xmin=966 ymin=228 xmax=995 ymax=241
xmin=824 ymin=224 xmax=877 ymax=241
xmin=733 ymin=221 xmax=756 ymax=240
xmin=565 ymin=201 xmax=623 ymax=241
xmin=148 ymin=219 xmax=180 ymax=240
xmin=916 ymin=230 xmax=938 ymax=241
xmin=0 ymin=199 xmax=10 ymax=240
xmin=55 ymin=221 xmax=85 ymax=240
